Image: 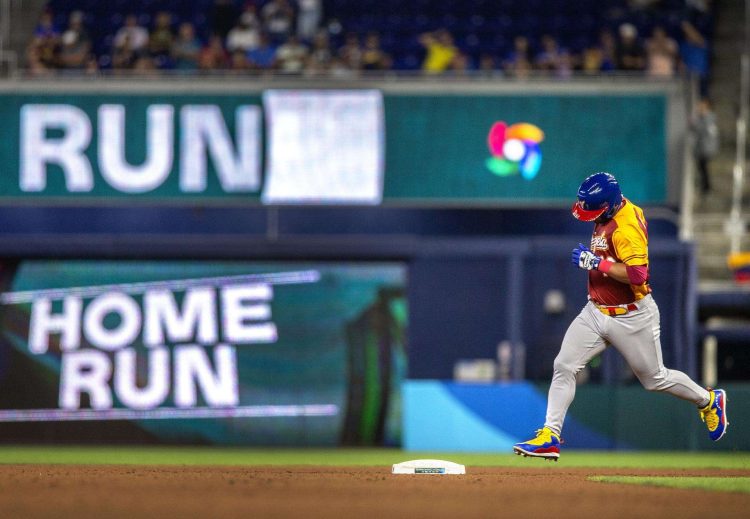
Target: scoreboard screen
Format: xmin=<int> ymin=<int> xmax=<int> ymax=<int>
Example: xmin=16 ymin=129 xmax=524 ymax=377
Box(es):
xmin=0 ymin=260 xmax=406 ymax=446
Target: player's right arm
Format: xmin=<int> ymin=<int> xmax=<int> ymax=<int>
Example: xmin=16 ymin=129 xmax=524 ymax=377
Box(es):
xmin=571 ymin=243 xmax=647 ymax=285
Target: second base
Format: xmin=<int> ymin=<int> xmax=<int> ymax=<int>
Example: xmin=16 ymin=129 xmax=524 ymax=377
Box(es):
xmin=391 ymin=459 xmax=466 ymax=475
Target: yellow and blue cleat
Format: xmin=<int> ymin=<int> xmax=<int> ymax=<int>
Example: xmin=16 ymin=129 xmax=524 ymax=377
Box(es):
xmin=513 ymin=427 xmax=561 ymax=460
xmin=699 ymin=388 xmax=728 ymax=441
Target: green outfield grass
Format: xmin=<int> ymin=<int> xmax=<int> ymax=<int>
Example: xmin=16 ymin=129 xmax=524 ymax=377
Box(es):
xmin=590 ymin=476 xmax=750 ymax=494
xmin=0 ymin=447 xmax=749 ymax=470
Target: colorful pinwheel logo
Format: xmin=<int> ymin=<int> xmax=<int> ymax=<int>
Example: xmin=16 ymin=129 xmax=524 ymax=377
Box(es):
xmin=486 ymin=121 xmax=545 ymax=180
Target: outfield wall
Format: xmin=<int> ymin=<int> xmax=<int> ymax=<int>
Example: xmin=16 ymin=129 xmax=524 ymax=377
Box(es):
xmin=404 ymin=381 xmax=750 ymax=452
xmin=0 ymin=237 xmax=699 ymax=447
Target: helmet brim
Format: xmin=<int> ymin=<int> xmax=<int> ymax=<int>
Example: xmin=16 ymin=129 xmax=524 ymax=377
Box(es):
xmin=572 ymin=201 xmax=607 ymax=221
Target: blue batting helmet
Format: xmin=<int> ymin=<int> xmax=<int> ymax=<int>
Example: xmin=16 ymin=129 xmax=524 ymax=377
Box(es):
xmin=571 ymin=172 xmax=623 ymax=221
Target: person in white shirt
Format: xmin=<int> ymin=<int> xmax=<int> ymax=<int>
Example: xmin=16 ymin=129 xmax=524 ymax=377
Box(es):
xmin=262 ymin=0 xmax=294 ymax=44
xmin=276 ymin=35 xmax=309 ymax=74
xmin=297 ymin=0 xmax=322 ymax=41
xmin=226 ymin=8 xmax=261 ymax=53
xmin=113 ymin=14 xmax=149 ymax=54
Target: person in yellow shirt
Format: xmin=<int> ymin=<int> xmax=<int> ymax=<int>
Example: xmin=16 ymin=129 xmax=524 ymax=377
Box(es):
xmin=419 ymin=29 xmax=457 ymax=73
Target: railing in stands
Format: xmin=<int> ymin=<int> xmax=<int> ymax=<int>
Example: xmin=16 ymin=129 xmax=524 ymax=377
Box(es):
xmin=679 ymin=75 xmax=699 ymax=242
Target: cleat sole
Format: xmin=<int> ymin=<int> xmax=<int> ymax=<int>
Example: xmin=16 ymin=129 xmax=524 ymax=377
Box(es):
xmin=512 ymin=446 xmax=560 ymax=460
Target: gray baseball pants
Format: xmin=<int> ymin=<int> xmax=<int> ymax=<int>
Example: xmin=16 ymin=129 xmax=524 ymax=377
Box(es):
xmin=544 ymin=294 xmax=710 ymax=435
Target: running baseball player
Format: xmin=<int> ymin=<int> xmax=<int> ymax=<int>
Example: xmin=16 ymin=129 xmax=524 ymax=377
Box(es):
xmin=513 ymin=172 xmax=728 ymax=460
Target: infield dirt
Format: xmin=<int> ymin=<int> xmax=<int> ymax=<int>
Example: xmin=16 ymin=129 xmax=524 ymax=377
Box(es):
xmin=1 ymin=464 xmax=748 ymax=518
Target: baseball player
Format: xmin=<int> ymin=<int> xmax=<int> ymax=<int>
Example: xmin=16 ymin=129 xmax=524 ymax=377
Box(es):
xmin=513 ymin=172 xmax=728 ymax=460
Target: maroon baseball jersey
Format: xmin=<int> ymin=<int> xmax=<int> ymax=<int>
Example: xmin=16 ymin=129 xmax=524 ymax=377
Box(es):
xmin=587 ymin=199 xmax=651 ymax=305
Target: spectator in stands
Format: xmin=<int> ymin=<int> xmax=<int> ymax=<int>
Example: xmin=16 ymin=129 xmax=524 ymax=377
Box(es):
xmin=172 ymin=22 xmax=201 ymax=71
xmin=556 ymin=50 xmax=574 ymax=79
xmin=598 ymin=29 xmax=618 ymax=72
xmin=581 ymin=43 xmax=604 ymax=74
xmin=149 ymin=11 xmax=174 ymax=65
xmin=535 ymin=34 xmax=561 ymax=72
xmin=478 ymin=53 xmax=500 ymax=76
xmin=246 ymin=32 xmax=277 ymax=70
xmin=29 ymin=10 xmax=59 ymax=70
xmin=211 ymin=0 xmax=237 ymax=40
xmin=26 ymin=42 xmax=53 ymax=76
xmin=646 ymin=26 xmax=678 ymax=77
xmin=34 ymin=10 xmax=59 ymax=42
xmin=329 ymin=56 xmax=356 ymax=78
xmin=305 ymin=30 xmax=333 ymax=74
xmin=114 ymin=15 xmax=149 ymax=56
xmin=276 ymin=34 xmax=309 ymax=74
xmin=112 ymin=33 xmax=138 ymax=71
xmin=419 ymin=29 xmax=458 ymax=74
xmin=226 ymin=7 xmax=261 ymax=53
xmin=360 ymin=32 xmax=390 ymax=71
xmin=338 ymin=33 xmax=362 ymax=71
xmin=84 ymin=54 xmax=99 ymax=75
xmin=680 ymin=20 xmax=710 ymax=95
xmin=692 ymin=97 xmax=719 ymax=194
xmin=133 ymin=54 xmax=157 ymax=74
xmin=449 ymin=52 xmax=471 ymax=76
xmin=616 ymin=23 xmax=646 ymax=71
xmin=59 ymin=11 xmax=91 ymax=70
xmin=503 ymin=36 xmax=532 ymax=78
xmin=199 ymin=35 xmax=230 ymax=70
xmin=297 ymin=0 xmax=322 ymax=41
xmin=25 ymin=39 xmax=48 ymax=74
xmin=262 ymin=0 xmax=295 ymax=44
xmin=229 ymin=49 xmax=249 ymax=72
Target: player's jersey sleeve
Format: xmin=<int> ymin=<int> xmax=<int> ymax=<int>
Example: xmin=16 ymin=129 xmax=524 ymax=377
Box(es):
xmin=612 ymin=206 xmax=648 ymax=265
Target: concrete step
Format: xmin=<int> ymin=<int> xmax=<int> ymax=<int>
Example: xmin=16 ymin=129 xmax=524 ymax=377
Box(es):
xmin=693 ymin=233 xmax=749 ymax=248
xmin=695 ymin=236 xmax=734 ymax=249
xmin=699 ymin=259 xmax=732 ymax=269
xmin=694 ymin=193 xmax=741 ymax=212
xmin=698 ymin=268 xmax=733 ymax=283
xmin=695 ymin=238 xmax=750 ymax=255
xmin=699 ymin=262 xmax=744 ymax=277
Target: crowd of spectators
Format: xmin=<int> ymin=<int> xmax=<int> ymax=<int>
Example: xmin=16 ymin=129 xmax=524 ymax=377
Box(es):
xmin=25 ymin=0 xmax=712 ymax=88
xmin=418 ymin=16 xmax=709 ymax=93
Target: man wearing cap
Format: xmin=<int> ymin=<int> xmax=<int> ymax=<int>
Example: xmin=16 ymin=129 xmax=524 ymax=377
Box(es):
xmin=512 ymin=172 xmax=728 ymax=460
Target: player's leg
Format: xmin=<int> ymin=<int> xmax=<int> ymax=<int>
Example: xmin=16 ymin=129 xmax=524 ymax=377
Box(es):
xmin=544 ymin=304 xmax=608 ymax=435
xmin=513 ymin=303 xmax=606 ymax=459
xmin=608 ymin=295 xmax=729 ymax=441
xmin=607 ymin=296 xmax=708 ymax=404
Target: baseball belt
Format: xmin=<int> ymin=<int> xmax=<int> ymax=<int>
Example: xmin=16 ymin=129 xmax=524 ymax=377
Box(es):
xmin=592 ymin=302 xmax=639 ymax=317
